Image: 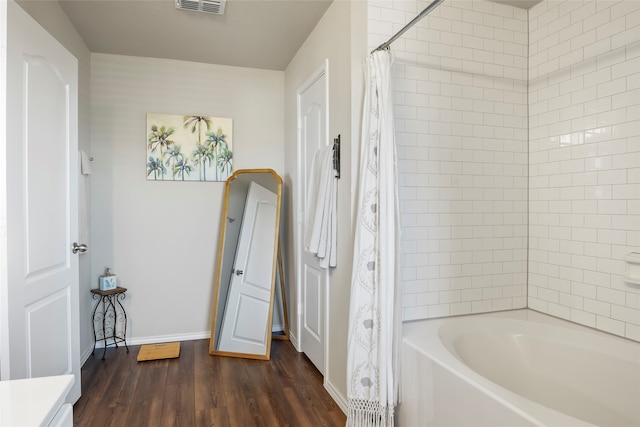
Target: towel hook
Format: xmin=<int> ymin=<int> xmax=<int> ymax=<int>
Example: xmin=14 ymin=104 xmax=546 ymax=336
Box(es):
xmin=333 ymin=135 xmax=341 ymax=179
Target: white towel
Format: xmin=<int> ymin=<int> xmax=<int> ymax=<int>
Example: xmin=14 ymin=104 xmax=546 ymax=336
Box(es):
xmin=304 ymin=145 xmax=338 ymax=268
xmin=80 ymin=150 xmax=92 ymax=175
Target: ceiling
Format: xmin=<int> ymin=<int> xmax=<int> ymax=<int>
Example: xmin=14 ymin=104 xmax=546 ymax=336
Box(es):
xmin=57 ymin=0 xmax=333 ymax=71
xmin=28 ymin=0 xmax=540 ymax=72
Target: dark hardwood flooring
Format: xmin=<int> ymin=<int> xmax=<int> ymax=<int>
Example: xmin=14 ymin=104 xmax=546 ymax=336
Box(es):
xmin=73 ymin=339 xmax=346 ymax=427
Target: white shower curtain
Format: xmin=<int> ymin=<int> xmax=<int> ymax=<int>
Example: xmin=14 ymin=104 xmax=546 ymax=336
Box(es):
xmin=347 ymin=50 xmax=403 ymax=427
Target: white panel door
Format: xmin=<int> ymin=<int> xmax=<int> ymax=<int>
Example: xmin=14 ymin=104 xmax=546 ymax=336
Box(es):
xmin=2 ymin=1 xmax=81 ymax=403
xmin=219 ymin=182 xmax=278 ymax=355
xmin=297 ymin=64 xmax=327 ymax=374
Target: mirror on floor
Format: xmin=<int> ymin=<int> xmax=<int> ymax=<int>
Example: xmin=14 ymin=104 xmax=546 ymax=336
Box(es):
xmin=271 ymin=250 xmax=289 ymax=341
xmin=209 ymin=169 xmax=287 ymax=360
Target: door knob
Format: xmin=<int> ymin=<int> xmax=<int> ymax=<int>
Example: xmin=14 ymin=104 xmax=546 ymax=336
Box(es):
xmin=72 ymin=242 xmax=88 ymax=254
xmin=235 ymin=270 xmax=244 ymax=276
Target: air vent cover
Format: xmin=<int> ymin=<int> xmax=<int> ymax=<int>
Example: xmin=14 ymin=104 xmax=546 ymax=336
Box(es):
xmin=176 ymin=0 xmax=226 ymax=15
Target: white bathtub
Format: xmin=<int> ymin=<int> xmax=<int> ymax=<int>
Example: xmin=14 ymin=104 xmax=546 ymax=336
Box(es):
xmin=398 ymin=309 xmax=640 ymax=427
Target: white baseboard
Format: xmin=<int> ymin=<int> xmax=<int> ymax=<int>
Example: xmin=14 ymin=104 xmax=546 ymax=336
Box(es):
xmin=285 ymin=331 xmax=346 ymax=413
xmin=288 ymin=331 xmax=301 ymax=351
xmin=91 ymin=331 xmax=210 ymax=349
xmin=80 ymin=346 xmax=94 ymax=366
xmin=324 ymin=379 xmax=348 ymax=415
xmin=129 ymin=331 xmax=211 ymax=346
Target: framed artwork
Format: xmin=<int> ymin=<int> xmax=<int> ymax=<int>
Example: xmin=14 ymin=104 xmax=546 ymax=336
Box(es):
xmin=146 ymin=113 xmax=233 ymax=181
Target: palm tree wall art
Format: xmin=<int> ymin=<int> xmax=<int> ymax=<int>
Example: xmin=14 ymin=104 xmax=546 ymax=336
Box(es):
xmin=146 ymin=113 xmax=233 ymax=181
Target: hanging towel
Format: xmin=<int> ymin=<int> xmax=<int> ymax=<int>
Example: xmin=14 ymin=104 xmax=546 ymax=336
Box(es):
xmin=78 ymin=150 xmax=91 ymax=247
xmin=304 ymin=145 xmax=338 ymax=268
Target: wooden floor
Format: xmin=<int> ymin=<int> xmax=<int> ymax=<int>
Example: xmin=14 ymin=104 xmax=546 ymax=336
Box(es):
xmin=73 ymin=339 xmax=346 ymax=426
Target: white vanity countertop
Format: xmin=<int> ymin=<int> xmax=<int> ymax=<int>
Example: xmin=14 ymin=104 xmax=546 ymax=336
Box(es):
xmin=0 ymin=374 xmax=74 ymax=426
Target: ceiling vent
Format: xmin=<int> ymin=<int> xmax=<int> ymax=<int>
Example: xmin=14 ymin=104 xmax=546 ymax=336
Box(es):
xmin=176 ymin=0 xmax=226 ymax=15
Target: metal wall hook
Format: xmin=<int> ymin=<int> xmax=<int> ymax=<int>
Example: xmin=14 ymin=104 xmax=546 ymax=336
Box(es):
xmin=333 ymin=134 xmax=341 ymax=179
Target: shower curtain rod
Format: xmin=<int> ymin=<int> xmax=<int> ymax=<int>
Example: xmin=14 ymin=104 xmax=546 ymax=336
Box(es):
xmin=371 ymin=0 xmax=445 ymax=54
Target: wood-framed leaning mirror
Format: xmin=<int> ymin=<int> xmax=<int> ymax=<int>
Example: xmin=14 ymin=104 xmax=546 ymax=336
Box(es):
xmin=209 ymin=168 xmax=286 ymax=360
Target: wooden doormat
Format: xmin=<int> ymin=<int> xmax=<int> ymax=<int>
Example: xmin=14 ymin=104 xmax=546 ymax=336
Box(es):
xmin=137 ymin=342 xmax=180 ymax=362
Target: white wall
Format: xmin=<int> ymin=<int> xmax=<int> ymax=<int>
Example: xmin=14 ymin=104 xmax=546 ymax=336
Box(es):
xmin=16 ymin=0 xmax=94 ymax=358
xmin=528 ymin=0 xmax=640 ymax=341
xmin=0 ymin=0 xmax=8 ymax=379
xmin=284 ymin=0 xmax=367 ymax=409
xmin=370 ymin=0 xmax=529 ymax=321
xmin=90 ymin=53 xmax=284 ymax=343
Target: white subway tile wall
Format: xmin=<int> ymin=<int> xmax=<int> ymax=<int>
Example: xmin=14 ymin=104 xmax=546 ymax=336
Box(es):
xmin=369 ymin=0 xmax=530 ymax=321
xmin=369 ymin=0 xmax=640 ymax=341
xmin=529 ymin=0 xmax=640 ymax=341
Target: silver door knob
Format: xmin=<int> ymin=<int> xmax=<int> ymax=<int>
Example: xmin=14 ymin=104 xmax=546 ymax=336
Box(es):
xmin=72 ymin=242 xmax=88 ymax=254
xmin=235 ymin=270 xmax=243 ymax=276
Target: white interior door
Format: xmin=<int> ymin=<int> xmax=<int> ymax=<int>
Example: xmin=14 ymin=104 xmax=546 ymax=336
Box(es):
xmin=1 ymin=1 xmax=81 ymax=403
xmin=296 ymin=63 xmax=327 ymax=374
xmin=219 ymin=181 xmax=278 ymax=355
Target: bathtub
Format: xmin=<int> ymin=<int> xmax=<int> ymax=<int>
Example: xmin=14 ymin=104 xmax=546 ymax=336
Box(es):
xmin=398 ymin=309 xmax=640 ymax=427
